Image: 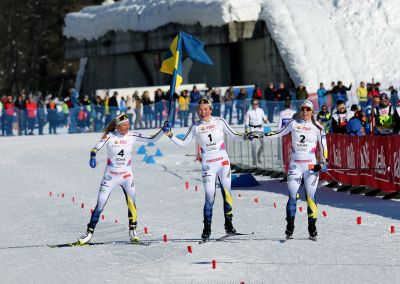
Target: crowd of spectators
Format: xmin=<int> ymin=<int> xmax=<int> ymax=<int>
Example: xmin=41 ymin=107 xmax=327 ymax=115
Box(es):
xmin=1 ymin=80 xmax=399 ymax=137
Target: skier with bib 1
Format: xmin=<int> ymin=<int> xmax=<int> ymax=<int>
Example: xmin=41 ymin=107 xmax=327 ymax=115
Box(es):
xmin=259 ymin=100 xmax=328 ymax=240
xmin=162 ymin=98 xmax=249 ymax=241
xmin=78 ymin=113 xmax=163 ymax=245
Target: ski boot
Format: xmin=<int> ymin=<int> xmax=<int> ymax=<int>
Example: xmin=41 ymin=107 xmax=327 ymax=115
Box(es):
xmin=78 ymin=227 xmax=94 ymax=245
xmin=129 ymin=223 xmax=140 ymax=243
xmin=224 ymin=215 xmax=236 ymax=235
xmin=285 ymin=216 xmax=295 ymax=240
xmin=201 ymin=223 xmax=211 ymax=240
xmin=308 ymin=218 xmax=318 ymax=240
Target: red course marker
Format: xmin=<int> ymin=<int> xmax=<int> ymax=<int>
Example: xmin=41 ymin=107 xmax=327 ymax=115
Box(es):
xmin=274 ymin=202 xmax=277 ymax=208
xmin=187 ymin=245 xmax=192 ymax=253
xmin=90 ymin=208 xmax=93 ymax=214
xmin=185 ymin=181 xmax=189 ymax=190
xmin=101 ymin=214 xmax=105 ymax=220
xmin=62 ymin=193 xmax=64 ymax=198
xmin=390 ymin=226 xmax=395 ymax=234
xmin=322 ymin=211 xmax=327 ymax=217
xmin=72 ymin=197 xmax=75 ymax=203
xmin=49 ymin=192 xmax=52 ymax=197
xmin=81 ymin=202 xmax=85 ymax=209
xmin=254 ymin=198 xmax=259 ymax=204
xmin=356 ymin=216 xmax=362 ymax=225
xmin=114 ymin=219 xmax=118 ymax=224
xmin=163 ymin=234 xmax=168 ymax=242
xmin=144 ymin=227 xmax=149 ymax=234
xmin=212 ymin=259 xmax=216 ymax=269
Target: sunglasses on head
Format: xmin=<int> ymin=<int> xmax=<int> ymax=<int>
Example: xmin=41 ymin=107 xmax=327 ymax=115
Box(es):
xmin=116 ymin=114 xmax=128 ymax=122
xmin=300 ymin=106 xmax=312 ymax=112
xmin=252 ymin=102 xmax=259 ymax=105
xmin=198 ymin=98 xmax=211 ymax=104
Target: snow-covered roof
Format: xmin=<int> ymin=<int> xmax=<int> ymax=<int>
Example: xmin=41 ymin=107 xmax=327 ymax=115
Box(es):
xmin=64 ymin=0 xmax=400 ymax=91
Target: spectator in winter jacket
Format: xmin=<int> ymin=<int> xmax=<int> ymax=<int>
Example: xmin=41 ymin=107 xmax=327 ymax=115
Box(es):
xmin=389 ymin=86 xmax=398 ymax=108
xmin=37 ymin=96 xmax=47 ymax=135
xmin=264 ymin=82 xmax=275 ymax=122
xmin=154 ymin=88 xmax=165 ymax=128
xmin=346 ymin=105 xmax=366 ymax=136
xmin=236 ymin=88 xmax=247 ymax=124
xmin=211 ymin=88 xmax=221 ymax=117
xmin=331 ymin=100 xmax=350 ymax=134
xmin=295 ymin=83 xmax=308 ymax=100
xmin=275 ymin=82 xmax=291 ymax=101
xmin=333 ymin=81 xmax=352 ymax=103
xmin=25 ymin=95 xmax=37 ymax=135
xmin=373 ymin=93 xmax=396 ymax=135
xmin=14 ymin=92 xmax=27 ymax=135
xmin=356 ymin=81 xmax=368 ymax=110
xmin=189 ymin=85 xmax=202 ymax=123
xmin=178 ymin=90 xmax=190 ymax=127
xmin=47 ymin=98 xmax=58 ymax=134
xmin=327 ymin=81 xmax=337 ymax=106
xmin=317 ymin=83 xmax=328 ymax=111
xmin=224 ymin=86 xmax=235 ymax=124
xmin=108 ymin=91 xmax=119 ymax=118
xmin=4 ymin=95 xmax=15 ymax=136
xmin=141 ymin=91 xmax=153 ymax=129
xmin=252 ymin=85 xmax=262 ymax=101
xmin=317 ymin=104 xmax=332 ymax=134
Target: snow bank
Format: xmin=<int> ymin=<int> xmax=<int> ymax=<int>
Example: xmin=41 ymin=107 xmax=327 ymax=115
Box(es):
xmin=64 ymin=0 xmax=400 ymax=91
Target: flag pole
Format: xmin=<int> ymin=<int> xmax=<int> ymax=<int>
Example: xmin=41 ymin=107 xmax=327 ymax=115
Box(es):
xmin=167 ymin=32 xmax=182 ymax=123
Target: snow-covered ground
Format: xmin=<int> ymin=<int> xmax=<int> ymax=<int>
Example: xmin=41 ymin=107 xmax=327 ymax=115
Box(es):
xmin=64 ymin=0 xmax=400 ymax=91
xmin=1 ymin=130 xmax=400 ymax=283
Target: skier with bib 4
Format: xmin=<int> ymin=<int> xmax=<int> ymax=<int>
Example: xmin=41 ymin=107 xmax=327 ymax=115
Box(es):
xmin=78 ymin=113 xmax=163 ymax=244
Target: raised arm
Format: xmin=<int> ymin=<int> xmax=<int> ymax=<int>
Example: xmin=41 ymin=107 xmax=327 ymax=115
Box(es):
xmin=219 ymin=117 xmax=245 ymax=142
xmin=263 ymin=120 xmax=293 ymax=140
xmin=130 ymin=129 xmax=164 ymax=143
xmin=169 ymin=125 xmax=195 ymax=147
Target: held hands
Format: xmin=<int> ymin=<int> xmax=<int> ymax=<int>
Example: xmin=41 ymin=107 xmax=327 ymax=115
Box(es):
xmin=244 ymin=131 xmax=264 ymax=141
xmin=89 ymin=149 xmax=97 ymax=168
xmin=162 ymin=121 xmax=173 ymax=138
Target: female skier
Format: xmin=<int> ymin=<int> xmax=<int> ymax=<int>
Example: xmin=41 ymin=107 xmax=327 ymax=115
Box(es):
xmin=78 ymin=113 xmax=163 ymax=244
xmin=261 ymin=100 xmax=328 ymax=240
xmin=162 ymin=98 xmax=248 ymax=240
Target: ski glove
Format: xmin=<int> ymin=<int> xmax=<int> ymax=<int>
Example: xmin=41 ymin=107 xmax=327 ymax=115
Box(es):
xmin=162 ymin=121 xmax=173 ymax=138
xmin=244 ymin=131 xmax=263 ymax=141
xmin=321 ymin=161 xmax=328 ymax=173
xmin=311 ymin=162 xmax=328 ymax=173
xmin=89 ymin=149 xmax=97 ymax=168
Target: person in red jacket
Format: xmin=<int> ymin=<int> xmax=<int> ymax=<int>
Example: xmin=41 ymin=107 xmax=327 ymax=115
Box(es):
xmin=25 ymin=96 xmax=37 ymax=135
xmin=4 ymin=96 xmax=15 ymax=136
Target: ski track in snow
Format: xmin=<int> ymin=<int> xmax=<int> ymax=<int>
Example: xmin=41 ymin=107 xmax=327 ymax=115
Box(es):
xmin=1 ymin=129 xmax=400 ymax=283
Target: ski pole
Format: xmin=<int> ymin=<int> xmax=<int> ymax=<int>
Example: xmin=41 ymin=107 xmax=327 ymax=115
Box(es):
xmin=324 ymin=170 xmax=343 ymax=187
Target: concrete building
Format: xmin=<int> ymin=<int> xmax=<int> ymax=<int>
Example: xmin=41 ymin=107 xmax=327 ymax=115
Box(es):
xmin=65 ymin=20 xmax=294 ymax=95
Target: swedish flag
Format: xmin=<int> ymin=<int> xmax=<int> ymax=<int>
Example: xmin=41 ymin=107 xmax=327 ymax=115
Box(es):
xmin=160 ymin=34 xmax=183 ymax=90
xmin=160 ymin=32 xmax=213 ymax=119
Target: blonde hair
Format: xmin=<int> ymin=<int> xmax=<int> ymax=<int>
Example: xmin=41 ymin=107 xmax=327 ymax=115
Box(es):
xmin=102 ymin=119 xmax=116 ymax=139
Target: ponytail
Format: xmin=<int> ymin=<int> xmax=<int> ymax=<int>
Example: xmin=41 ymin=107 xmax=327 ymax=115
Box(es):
xmin=102 ymin=119 xmax=116 ymax=139
xmin=311 ymin=115 xmax=323 ymax=131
